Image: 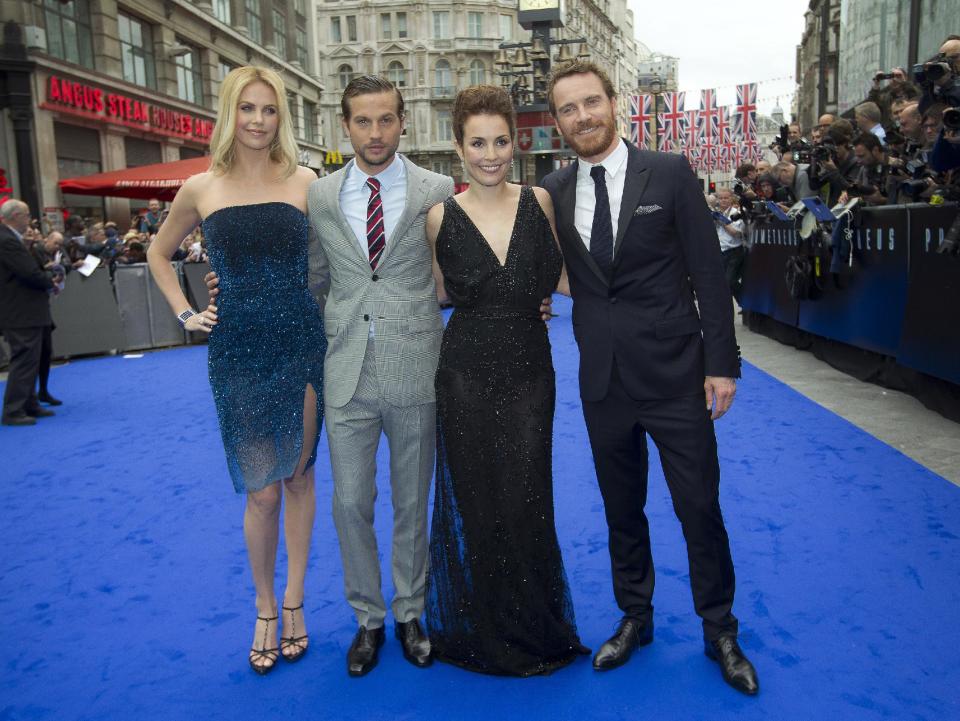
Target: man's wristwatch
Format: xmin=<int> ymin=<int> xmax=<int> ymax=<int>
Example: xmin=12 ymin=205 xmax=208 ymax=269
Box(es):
xmin=177 ymin=309 xmax=197 ymax=327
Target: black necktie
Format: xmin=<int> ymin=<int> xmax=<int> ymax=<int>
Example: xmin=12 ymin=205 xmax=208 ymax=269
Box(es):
xmin=590 ymin=165 xmax=613 ymax=277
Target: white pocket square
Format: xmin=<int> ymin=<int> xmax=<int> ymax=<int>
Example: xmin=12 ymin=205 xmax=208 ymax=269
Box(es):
xmin=634 ymin=204 xmax=663 ymax=216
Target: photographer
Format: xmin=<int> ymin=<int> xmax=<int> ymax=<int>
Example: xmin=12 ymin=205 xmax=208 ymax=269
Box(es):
xmin=733 ymin=163 xmax=759 ymax=201
xmin=809 ymin=121 xmax=860 ymax=205
xmin=855 ymin=102 xmax=886 ymax=144
xmin=916 ymin=36 xmax=960 ymax=114
xmin=930 ymin=109 xmax=960 ymax=172
xmin=772 ymin=159 xmax=815 ymax=204
xmin=712 ymin=188 xmax=747 ymax=304
xmin=850 ymin=133 xmax=893 ymax=205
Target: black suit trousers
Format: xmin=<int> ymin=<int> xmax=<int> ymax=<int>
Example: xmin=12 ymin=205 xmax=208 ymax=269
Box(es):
xmin=581 ymin=362 xmax=738 ymax=641
xmin=2 ymin=326 xmax=44 ymax=419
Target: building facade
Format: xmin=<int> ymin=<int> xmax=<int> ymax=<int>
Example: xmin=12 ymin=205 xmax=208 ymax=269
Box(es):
xmin=796 ymin=0 xmax=840 ymax=133
xmin=313 ymin=0 xmax=645 ymax=184
xmin=0 ymin=0 xmax=326 ymax=227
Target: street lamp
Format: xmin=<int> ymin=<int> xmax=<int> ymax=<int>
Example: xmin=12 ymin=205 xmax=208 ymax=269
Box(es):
xmin=648 ymin=76 xmax=663 ymax=152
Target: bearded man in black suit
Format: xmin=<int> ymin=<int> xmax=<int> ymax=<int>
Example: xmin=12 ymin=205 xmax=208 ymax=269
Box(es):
xmin=541 ymin=62 xmax=758 ymax=695
xmin=0 ymin=200 xmax=59 ymax=426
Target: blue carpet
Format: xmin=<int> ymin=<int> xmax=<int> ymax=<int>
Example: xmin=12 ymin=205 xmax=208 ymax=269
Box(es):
xmin=2 ymin=295 xmax=959 ymax=721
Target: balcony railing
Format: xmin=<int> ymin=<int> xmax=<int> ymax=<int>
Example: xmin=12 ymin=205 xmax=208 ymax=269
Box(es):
xmin=431 ymin=85 xmax=456 ymax=99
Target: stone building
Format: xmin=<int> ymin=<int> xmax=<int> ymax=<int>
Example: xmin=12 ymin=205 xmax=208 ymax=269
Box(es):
xmin=0 ymin=0 xmax=326 ymax=226
xmin=795 ymin=0 xmax=840 ymax=134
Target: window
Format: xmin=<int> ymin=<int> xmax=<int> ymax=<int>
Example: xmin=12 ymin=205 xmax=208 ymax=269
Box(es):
xmin=213 ymin=0 xmax=231 ymax=24
xmin=380 ymin=13 xmax=391 ymax=40
xmin=338 ymin=64 xmax=353 ymax=88
xmin=387 ymin=60 xmax=405 ymax=88
xmin=397 ymin=12 xmax=407 ymax=39
xmin=432 ymin=158 xmax=452 ymax=176
xmin=433 ymin=11 xmax=450 ymax=39
xmin=218 ymin=60 xmax=236 ymax=82
xmin=469 ymin=59 xmax=485 ymax=85
xmin=435 ymin=59 xmax=452 ymax=93
xmin=294 ymin=0 xmax=305 ymax=16
xmin=499 ymin=14 xmax=512 ymax=42
xmin=272 ymin=9 xmax=287 ymax=57
xmin=118 ymin=13 xmax=156 ymax=89
xmin=245 ymin=0 xmax=262 ymax=43
xmin=331 ymin=16 xmax=341 ymax=43
xmin=287 ymin=93 xmax=300 ymax=138
xmin=44 ymin=0 xmax=94 ymax=68
xmin=174 ymin=43 xmax=203 ymax=105
xmin=468 ymin=12 xmax=483 ymax=39
xmin=437 ymin=110 xmax=453 ymax=142
xmin=303 ymin=100 xmax=316 ymax=143
xmin=346 ymin=15 xmax=357 ymax=42
xmin=296 ymin=27 xmax=308 ymax=67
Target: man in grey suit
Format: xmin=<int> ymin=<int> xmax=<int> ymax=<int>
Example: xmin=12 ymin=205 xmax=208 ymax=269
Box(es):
xmin=308 ymin=76 xmax=453 ymax=676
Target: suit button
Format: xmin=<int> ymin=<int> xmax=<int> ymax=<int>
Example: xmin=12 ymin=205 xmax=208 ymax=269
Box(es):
xmin=609 ymin=297 xmax=618 ymax=304
xmin=363 ymin=314 xmax=370 ymax=321
xmin=372 ymin=274 xmax=379 ymax=282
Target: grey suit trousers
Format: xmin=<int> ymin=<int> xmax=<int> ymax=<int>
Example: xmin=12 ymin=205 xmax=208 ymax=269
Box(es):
xmin=327 ymin=338 xmax=435 ymax=629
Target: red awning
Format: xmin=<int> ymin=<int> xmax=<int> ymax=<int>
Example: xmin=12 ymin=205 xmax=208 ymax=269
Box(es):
xmin=58 ymin=156 xmax=211 ymax=201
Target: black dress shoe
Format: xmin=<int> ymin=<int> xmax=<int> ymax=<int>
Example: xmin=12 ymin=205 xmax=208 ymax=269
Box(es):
xmin=347 ymin=626 xmax=385 ymax=677
xmin=26 ymin=407 xmax=55 ymax=418
xmin=2 ymin=414 xmax=36 ymax=426
xmin=592 ymin=618 xmax=654 ymax=671
xmin=38 ymin=393 xmax=63 ymax=406
xmin=395 ymin=619 xmax=432 ymax=668
xmin=705 ymin=635 xmax=759 ymax=695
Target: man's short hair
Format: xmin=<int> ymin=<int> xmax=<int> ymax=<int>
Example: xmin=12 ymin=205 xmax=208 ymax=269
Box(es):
xmin=772 ymin=161 xmax=794 ymax=178
xmin=340 ymin=75 xmax=404 ymax=121
xmin=826 ymin=118 xmax=855 ymax=145
xmin=853 ymin=133 xmax=883 ymax=153
xmin=855 ymin=101 xmax=882 ymax=124
xmin=734 ymin=163 xmax=756 ymax=179
xmin=546 ymin=60 xmax=616 ymax=117
xmin=0 ymin=199 xmax=28 ymax=222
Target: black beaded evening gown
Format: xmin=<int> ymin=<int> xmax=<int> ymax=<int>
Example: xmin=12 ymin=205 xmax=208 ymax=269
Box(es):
xmin=425 ymin=185 xmax=588 ymax=676
xmin=202 ymin=202 xmax=326 ymax=493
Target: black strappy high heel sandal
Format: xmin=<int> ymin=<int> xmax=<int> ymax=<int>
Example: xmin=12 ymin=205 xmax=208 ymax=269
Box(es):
xmin=249 ymin=614 xmax=279 ymax=675
xmin=280 ymin=603 xmax=309 ymax=663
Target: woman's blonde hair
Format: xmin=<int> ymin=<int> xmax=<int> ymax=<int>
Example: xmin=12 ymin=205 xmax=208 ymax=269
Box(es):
xmin=209 ymin=66 xmax=298 ymax=178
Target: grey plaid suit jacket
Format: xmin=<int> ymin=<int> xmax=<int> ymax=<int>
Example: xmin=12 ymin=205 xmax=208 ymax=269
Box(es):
xmin=307 ymin=155 xmax=454 ymax=409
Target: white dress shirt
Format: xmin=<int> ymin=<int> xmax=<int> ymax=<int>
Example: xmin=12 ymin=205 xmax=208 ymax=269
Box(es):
xmin=339 ymin=153 xmax=407 ymax=256
xmin=716 ymin=207 xmax=745 ymax=251
xmin=869 ymin=123 xmax=886 ymax=145
xmin=574 ymin=138 xmax=629 ymax=251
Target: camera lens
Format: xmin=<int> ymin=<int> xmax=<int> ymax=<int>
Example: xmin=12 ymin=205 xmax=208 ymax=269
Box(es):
xmin=943 ymin=107 xmax=960 ymax=131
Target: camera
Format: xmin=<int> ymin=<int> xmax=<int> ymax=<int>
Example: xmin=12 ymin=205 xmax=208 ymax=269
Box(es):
xmin=900 ymin=178 xmax=930 ymax=198
xmin=846 ymin=183 xmax=880 ymax=198
xmin=810 ymin=142 xmax=837 ymax=164
xmin=944 ymin=107 xmax=960 ymax=131
xmin=912 ymin=54 xmax=953 ymax=85
xmin=875 ymin=72 xmax=896 ymax=81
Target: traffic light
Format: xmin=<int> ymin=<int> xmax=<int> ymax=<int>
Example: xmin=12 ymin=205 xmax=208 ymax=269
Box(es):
xmin=708 ymin=181 xmax=717 ymax=194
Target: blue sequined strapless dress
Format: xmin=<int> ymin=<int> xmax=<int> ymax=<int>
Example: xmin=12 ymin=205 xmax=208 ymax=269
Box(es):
xmin=202 ymin=202 xmax=326 ymax=493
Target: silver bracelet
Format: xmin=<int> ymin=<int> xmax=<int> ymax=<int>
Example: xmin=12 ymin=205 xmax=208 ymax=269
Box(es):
xmin=177 ymin=309 xmax=197 ymax=327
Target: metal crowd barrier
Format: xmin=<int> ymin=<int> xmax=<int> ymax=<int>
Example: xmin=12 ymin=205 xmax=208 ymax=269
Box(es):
xmin=48 ymin=262 xmax=212 ymax=360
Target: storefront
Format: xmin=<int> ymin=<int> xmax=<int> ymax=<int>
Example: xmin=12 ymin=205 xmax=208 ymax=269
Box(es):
xmin=33 ymin=69 xmax=215 ymax=228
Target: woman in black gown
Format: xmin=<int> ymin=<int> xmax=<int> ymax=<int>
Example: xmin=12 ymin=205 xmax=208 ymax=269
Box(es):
xmin=424 ymin=86 xmax=587 ymax=676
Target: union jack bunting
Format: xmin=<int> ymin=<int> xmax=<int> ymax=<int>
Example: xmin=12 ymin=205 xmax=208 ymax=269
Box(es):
xmin=734 ymin=83 xmax=758 ymax=141
xmin=698 ymin=88 xmax=719 ymax=143
xmin=659 ymin=91 xmax=685 ymax=148
xmin=717 ymin=106 xmax=732 ymax=144
xmin=683 ymin=109 xmax=699 ymax=148
xmin=731 ymin=143 xmax=746 ymax=169
xmin=744 ymin=140 xmax=763 ymax=164
xmin=629 ymin=94 xmax=653 ymax=149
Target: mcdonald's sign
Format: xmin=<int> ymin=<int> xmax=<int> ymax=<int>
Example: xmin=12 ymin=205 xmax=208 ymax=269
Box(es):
xmin=324 ymin=150 xmax=344 ymax=166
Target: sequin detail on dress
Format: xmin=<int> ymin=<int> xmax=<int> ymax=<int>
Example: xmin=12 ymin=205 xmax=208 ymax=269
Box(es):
xmin=202 ymin=202 xmax=326 ymax=493
xmin=425 ymin=186 xmax=589 ymax=676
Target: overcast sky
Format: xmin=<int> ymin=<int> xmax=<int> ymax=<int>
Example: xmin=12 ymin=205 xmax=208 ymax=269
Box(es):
xmin=626 ymin=0 xmax=809 ymax=116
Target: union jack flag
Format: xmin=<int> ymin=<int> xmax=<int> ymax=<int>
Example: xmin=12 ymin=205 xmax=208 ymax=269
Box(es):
xmin=698 ymin=88 xmax=719 ymax=143
xmin=734 ymin=83 xmax=758 ymax=141
xmin=659 ymin=91 xmax=685 ymax=149
xmin=744 ymin=140 xmax=763 ymax=164
xmin=683 ymin=109 xmax=699 ymax=148
xmin=717 ymin=106 xmax=732 ymax=144
xmin=629 ymin=94 xmax=653 ymax=149
xmin=731 ymin=143 xmax=746 ymax=169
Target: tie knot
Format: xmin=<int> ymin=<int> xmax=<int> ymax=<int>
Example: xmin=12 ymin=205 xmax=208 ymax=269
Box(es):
xmin=590 ymin=165 xmax=606 ymax=184
xmin=366 ymin=177 xmax=381 ymax=193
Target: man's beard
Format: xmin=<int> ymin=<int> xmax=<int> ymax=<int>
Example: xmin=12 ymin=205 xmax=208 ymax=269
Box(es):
xmin=565 ymin=115 xmax=617 ymax=159
xmin=357 ymin=142 xmax=398 ymax=169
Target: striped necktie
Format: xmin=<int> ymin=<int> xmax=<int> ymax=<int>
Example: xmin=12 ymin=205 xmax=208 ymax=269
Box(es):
xmin=366 ymin=177 xmax=385 ymax=270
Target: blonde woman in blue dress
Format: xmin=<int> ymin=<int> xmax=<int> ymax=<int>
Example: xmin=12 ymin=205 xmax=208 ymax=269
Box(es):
xmin=147 ymin=66 xmax=326 ymax=675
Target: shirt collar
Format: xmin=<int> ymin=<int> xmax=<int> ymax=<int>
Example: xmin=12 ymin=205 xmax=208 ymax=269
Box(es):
xmin=578 ymin=139 xmax=629 ymax=181
xmin=4 ymin=223 xmax=23 ymax=242
xmin=348 ymin=153 xmax=405 ymax=192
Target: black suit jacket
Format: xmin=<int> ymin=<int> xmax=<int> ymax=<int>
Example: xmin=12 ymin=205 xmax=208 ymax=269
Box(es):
xmin=542 ymin=142 xmax=740 ymax=402
xmin=0 ymin=224 xmax=53 ymax=329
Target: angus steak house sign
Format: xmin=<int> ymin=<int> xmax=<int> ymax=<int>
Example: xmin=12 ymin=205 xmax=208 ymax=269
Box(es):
xmin=42 ymin=75 xmax=214 ymax=144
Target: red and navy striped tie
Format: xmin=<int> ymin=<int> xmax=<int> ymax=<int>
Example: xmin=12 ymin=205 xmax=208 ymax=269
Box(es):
xmin=366 ymin=177 xmax=385 ymax=270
